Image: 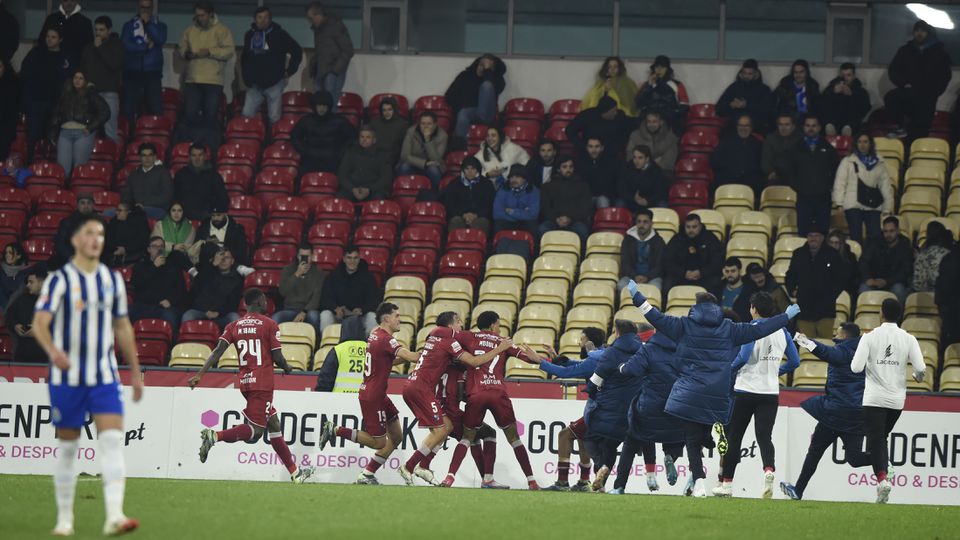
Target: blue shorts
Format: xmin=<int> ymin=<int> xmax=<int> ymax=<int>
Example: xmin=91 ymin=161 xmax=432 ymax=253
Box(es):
xmin=48 ymin=382 xmax=124 ymax=428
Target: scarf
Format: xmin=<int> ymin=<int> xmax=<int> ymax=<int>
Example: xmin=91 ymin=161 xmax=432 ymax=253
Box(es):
xmin=59 ymin=3 xmax=80 ymax=18
xmin=794 ymin=81 xmax=807 ymax=113
xmin=803 ymin=135 xmax=819 ymax=150
xmin=160 ymin=217 xmax=192 ymax=252
xmin=460 ymin=174 xmax=479 ymax=187
xmin=249 ymin=25 xmax=272 ymax=53
xmin=855 ymin=152 xmax=879 ymax=171
xmin=510 ymin=181 xmax=528 ymax=194
xmin=2 ymin=261 xmax=26 ymax=278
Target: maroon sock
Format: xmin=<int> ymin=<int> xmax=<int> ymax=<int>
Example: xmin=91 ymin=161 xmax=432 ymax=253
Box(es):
xmin=511 ymin=440 xmax=534 ymax=479
xmin=218 ymin=424 xmax=254 ymax=443
xmin=645 ymin=463 xmax=657 ymax=473
xmin=470 ymin=442 xmax=484 ymax=476
xmin=365 ymin=455 xmax=386 ymax=474
xmin=557 ymin=461 xmax=570 ymax=483
xmin=404 ymin=449 xmax=428 ymax=473
xmin=335 ymin=427 xmax=357 ymax=443
xmin=579 ymin=462 xmax=591 ymax=482
xmin=482 ymin=438 xmax=497 ymax=477
xmin=269 ymin=434 xmax=297 ymax=474
xmin=420 ymin=448 xmax=437 ymax=469
xmin=877 ymin=470 xmax=888 ymax=482
xmin=446 ymin=440 xmax=470 ymax=477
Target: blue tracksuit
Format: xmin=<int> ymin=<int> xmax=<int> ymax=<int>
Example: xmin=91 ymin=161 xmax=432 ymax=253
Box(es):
xmin=584 ymin=334 xmax=643 ymax=441
xmin=801 ymin=337 xmax=865 ymax=433
xmin=538 ymin=348 xmax=603 ymax=382
xmin=620 ymin=332 xmax=685 ymax=445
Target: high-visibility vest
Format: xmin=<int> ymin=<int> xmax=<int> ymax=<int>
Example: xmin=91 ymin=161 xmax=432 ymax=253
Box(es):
xmin=333 ymin=341 xmax=367 ymax=393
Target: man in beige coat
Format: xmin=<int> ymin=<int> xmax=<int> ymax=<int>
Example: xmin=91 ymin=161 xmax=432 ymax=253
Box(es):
xmin=177 ymin=1 xmax=233 ymax=143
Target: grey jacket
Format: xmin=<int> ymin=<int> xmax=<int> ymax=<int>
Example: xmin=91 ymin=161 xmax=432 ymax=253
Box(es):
xmin=279 ymin=261 xmax=325 ymax=312
xmin=626 ymin=126 xmax=678 ymax=175
xmin=400 ymin=125 xmax=448 ymax=172
xmin=761 ymin=131 xmax=801 ymax=177
xmin=619 ymin=226 xmax=666 ymax=280
xmin=121 ymin=165 xmax=173 ymax=209
xmin=310 ymin=14 xmax=353 ymax=76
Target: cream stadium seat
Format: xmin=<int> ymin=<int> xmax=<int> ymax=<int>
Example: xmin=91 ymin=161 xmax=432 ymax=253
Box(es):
xmin=216 ymin=344 xmax=240 ymax=369
xmin=777 ymin=214 xmax=798 ymax=239
xmin=918 ymin=340 xmax=941 ymax=370
xmin=731 ymin=210 xmax=773 ymax=240
xmin=513 ymin=328 xmax=557 ymax=354
xmin=565 ymin=305 xmax=611 ymax=333
xmin=579 ymin=257 xmax=619 ymax=284
xmin=394 ymin=326 xmax=413 ymax=350
xmin=855 ymin=290 xmax=897 ymax=318
xmin=320 ymin=324 xmax=341 ymax=347
xmin=540 ymin=230 xmax=581 ymax=259
xmin=479 ymin=277 xmax=523 ymax=309
xmin=281 ymin=343 xmax=310 ymax=371
xmin=948 ymin=189 xmax=960 ymax=219
xmin=846 ymin=239 xmax=862 ymax=260
xmin=940 ymin=366 xmax=960 ymax=392
xmin=666 ymin=285 xmax=705 ymax=312
xmin=585 ymin=232 xmax=624 ymax=259
xmin=532 ymin=254 xmax=578 ymax=285
xmin=471 ymin=302 xmax=516 ymax=331
xmin=900 ymin=188 xmax=942 ymax=220
xmin=385 ymin=298 xmax=421 ymax=328
xmin=559 ymin=329 xmax=583 ymax=356
xmin=384 ymin=275 xmax=427 ymax=303
xmin=485 ymin=254 xmax=528 ymax=286
xmin=506 ymin=355 xmax=546 ymax=379
xmin=614 ymin=306 xmax=648 ymax=326
xmin=909 ymin=137 xmax=949 ymax=168
xmin=619 ymin=283 xmax=661 ymax=309
xmin=876 ymin=137 xmax=903 ymax=169
xmin=313 ymin=346 xmax=332 ymax=369
xmin=279 ymin=322 xmax=316 ymax=350
xmin=713 ymin=184 xmax=754 ymax=224
xmin=726 ymin=233 xmax=768 ymax=269
xmin=432 ymin=277 xmax=474 ymax=304
xmin=652 ymin=207 xmax=680 ymax=241
xmin=694 ymin=208 xmax=727 ymax=242
xmin=904 ymin=165 xmax=946 ymax=195
xmin=902 ymin=317 xmax=941 ymax=347
xmin=854 ymin=313 xmax=881 ymax=332
xmin=573 ymin=281 xmax=616 ymax=309
xmin=835 ymin=291 xmax=851 ymax=323
xmin=773 ymin=236 xmax=806 ymax=263
xmin=905 ymin=368 xmax=933 ymax=392
xmin=792 ymin=361 xmax=827 ymax=388
xmin=518 ymin=303 xmax=565 ymax=333
xmin=415 ymin=325 xmax=436 ymax=352
xmin=904 ymin=292 xmax=938 ymax=318
xmin=169 ymin=343 xmax=211 ymax=368
xmin=884 ymin=160 xmax=900 ymax=191
xmin=769 ymin=261 xmax=790 ymax=290
xmin=423 ymin=301 xmax=468 ymax=327
xmin=525 ymin=278 xmax=569 ymax=308
xmin=945 ymin=344 xmax=960 ymax=369
xmin=760 ymin=186 xmax=798 ymax=225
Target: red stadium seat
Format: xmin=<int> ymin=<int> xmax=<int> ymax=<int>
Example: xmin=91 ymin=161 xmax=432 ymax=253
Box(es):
xmin=161 ymin=87 xmax=181 ymax=110
xmin=407 ymin=201 xmax=446 ymax=227
xmin=445 ymin=151 xmax=469 ymax=173
xmin=548 ymin=99 xmax=580 ymax=122
xmin=400 ymin=224 xmax=443 ymax=252
xmin=493 ymin=230 xmax=534 ymax=255
xmin=36 ymin=189 xmax=76 ymax=213
xmin=360 ymin=199 xmax=403 ymax=227
xmin=438 ymin=251 xmax=483 ymax=286
xmin=543 ymin=123 xmax=573 ymax=155
xmin=271 ymin=114 xmax=302 ymax=141
xmin=0 ymin=212 xmax=25 ymax=237
xmin=312 ymin=245 xmax=344 ymax=271
xmin=825 ymin=135 xmax=852 ymax=157
xmin=218 ymin=140 xmax=261 ymax=169
xmin=368 ymin=93 xmax=410 ymax=119
xmin=505 ymin=98 xmax=545 ymax=122
xmin=354 ymin=223 xmax=397 ymax=251
xmin=225 ymin=116 xmax=266 ymax=143
xmin=503 ymin=123 xmax=539 ymax=146
xmin=134 ymin=340 xmax=168 ymax=366
xmin=314 ymin=197 xmax=355 ymax=223
xmin=390 ymin=249 xmax=436 ymax=282
xmin=89 ymin=138 xmax=121 ymax=165
xmin=0 ymin=188 xmax=31 ymax=218
xmin=358 ymin=246 xmax=389 ymax=285
xmin=0 ymin=334 xmax=12 ymax=361
xmin=467 ymin=124 xmax=489 ymax=153
xmin=219 ymin=166 xmax=254 ymax=195
xmin=446 ymin=228 xmax=487 ymax=254
xmin=679 ymin=129 xmax=721 ymax=157
xmin=133 ymin=318 xmax=174 ymax=346
xmin=593 ymin=207 xmax=633 ymax=233
xmin=308 ymin=221 xmax=351 ymax=248
xmin=78 ymin=190 xmax=120 ymax=213
xmin=687 ymin=103 xmax=726 ymax=129
xmin=669 ymin=180 xmax=710 ymax=221
xmin=337 ymin=92 xmax=364 ymax=114
xmin=243 ymin=269 xmax=282 ymax=297
xmin=266 ymin=196 xmax=310 ymax=223
xmin=392 ymin=174 xmax=432 ymax=197
xmin=299 ymin=171 xmax=338 ymax=206
xmin=282 ymin=91 xmax=312 ymax=114
xmin=28 ymin=212 xmax=66 ymax=240
xmin=413 ymin=95 xmax=452 ymax=117
xmin=169 ymin=142 xmax=207 ymax=167
xmin=259 ymin=220 xmax=303 ymax=249
xmin=228 ymin=194 xmax=263 ymax=222
xmin=253 ymin=245 xmax=296 ymax=271
xmin=253 ymin=169 xmax=296 ymax=204
xmin=29 ymin=161 xmax=66 ymax=182
xmin=178 ymin=320 xmax=220 ymax=348
xmin=21 ymin=238 xmax=54 ymax=259
xmin=261 ymin=141 xmax=301 ymax=169
xmin=71 ymin=161 xmax=113 ymax=182
xmin=135 ymin=114 xmax=173 ymax=137
xmin=674 ymin=156 xmax=714 ymax=183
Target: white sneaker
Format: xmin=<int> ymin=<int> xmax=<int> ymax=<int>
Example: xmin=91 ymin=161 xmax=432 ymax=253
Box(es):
xmin=692 ymin=479 xmax=706 ymax=498
xmin=102 ymin=516 xmax=139 ymax=536
xmin=51 ymin=523 xmax=74 ymax=536
xmin=762 ymin=471 xmax=775 ymax=499
xmin=414 ymin=465 xmax=438 ymax=486
xmin=398 ymin=465 xmax=415 ymax=486
xmin=876 ymin=480 xmax=892 ymax=504
xmin=712 ymin=483 xmax=732 ymax=497
xmin=646 ymin=473 xmax=659 ymax=492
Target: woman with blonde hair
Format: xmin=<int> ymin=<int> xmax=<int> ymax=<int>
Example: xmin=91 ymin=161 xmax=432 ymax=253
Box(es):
xmin=582 ymin=56 xmax=638 ymax=117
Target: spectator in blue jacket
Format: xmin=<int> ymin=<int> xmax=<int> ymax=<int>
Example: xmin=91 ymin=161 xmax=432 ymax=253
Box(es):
xmin=627 ymin=280 xmax=800 ymax=496
xmin=780 ymin=324 xmax=870 ymax=500
xmin=493 ymin=165 xmax=539 ymax=236
xmin=121 ymin=0 xmax=167 ymax=127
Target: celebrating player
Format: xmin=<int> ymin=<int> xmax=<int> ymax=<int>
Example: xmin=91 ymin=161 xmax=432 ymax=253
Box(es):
xmin=33 ymin=215 xmax=143 ymax=536
xmin=188 ymin=288 xmax=315 ymax=484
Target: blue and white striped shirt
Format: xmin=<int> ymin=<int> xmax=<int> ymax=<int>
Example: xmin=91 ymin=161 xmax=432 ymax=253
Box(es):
xmin=35 ymin=262 xmax=128 ymax=387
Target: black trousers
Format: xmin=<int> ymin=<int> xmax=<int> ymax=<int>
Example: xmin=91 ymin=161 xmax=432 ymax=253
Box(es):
xmin=583 ymin=434 xmax=620 ymax=473
xmin=863 ymin=406 xmax=902 ymax=478
xmin=614 ymin=436 xmax=684 ymax=490
xmin=885 ymin=87 xmax=937 ymax=138
xmin=795 ymin=422 xmax=871 ymax=497
xmin=721 ymin=392 xmax=779 ymax=479
xmin=682 ymin=420 xmax=713 ymax=481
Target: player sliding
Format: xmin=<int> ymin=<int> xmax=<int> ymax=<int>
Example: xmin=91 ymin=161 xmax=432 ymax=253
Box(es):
xmin=317 ymin=303 xmax=420 ymax=485
xmin=399 ymin=311 xmax=512 ymax=486
xmin=188 ymin=289 xmax=315 ymax=484
xmin=34 ymin=215 xmax=143 ymax=537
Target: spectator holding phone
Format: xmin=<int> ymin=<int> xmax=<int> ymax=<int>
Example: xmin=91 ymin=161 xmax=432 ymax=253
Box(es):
xmin=274 ymin=245 xmax=326 ymax=338
xmin=5 ymin=266 xmax=48 ymax=362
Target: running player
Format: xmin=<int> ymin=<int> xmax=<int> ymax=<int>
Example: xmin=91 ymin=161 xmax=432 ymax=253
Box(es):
xmin=318 ymin=302 xmax=420 ymax=484
xmin=440 ymin=311 xmax=539 ymax=489
xmin=188 ymin=288 xmax=314 ymax=483
xmin=33 ymin=215 xmax=142 ymax=536
xmin=399 ymin=311 xmax=511 ymax=486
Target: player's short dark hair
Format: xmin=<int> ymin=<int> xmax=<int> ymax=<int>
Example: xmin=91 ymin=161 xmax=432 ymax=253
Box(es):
xmin=686 ymin=213 xmax=702 ymax=224
xmin=585 ymin=137 xmax=603 ymax=147
xmin=839 ymin=322 xmax=861 ymax=339
xmin=695 ymin=292 xmax=717 ymax=305
xmin=615 ymin=319 xmax=638 ymax=336
xmin=746 ymin=262 xmax=765 ymax=276
xmin=883 ymin=215 xmax=900 ymax=228
xmin=138 ymin=142 xmax=157 ymax=155
xmin=343 ymin=245 xmax=360 ymax=255
xmin=635 ymin=207 xmax=653 ymax=221
xmin=724 ymin=256 xmax=742 ymax=269
xmin=538 ymin=138 xmax=556 ymax=151
xmin=723 ymin=308 xmax=741 ymax=322
xmin=189 ymin=142 xmax=207 ymax=154
xmin=243 ymin=288 xmax=265 ymax=307
xmin=881 ymin=298 xmax=902 ymax=323
xmin=436 ymin=311 xmax=458 ymax=328
xmin=750 ymin=291 xmax=776 ymax=318
xmin=375 ymin=302 xmax=398 ymax=323
xmin=253 ymin=5 xmax=270 ymax=17
xmin=582 ymin=327 xmax=606 ymax=348
xmin=632 ymin=144 xmax=651 ymax=158
xmin=95 ymin=16 xmax=112 ymax=28
xmin=800 ymin=112 xmax=819 ymax=125
xmin=419 ymin=110 xmax=437 ymax=122
xmin=71 ymin=214 xmax=104 ymax=236
xmin=476 ymin=311 xmax=499 ymax=331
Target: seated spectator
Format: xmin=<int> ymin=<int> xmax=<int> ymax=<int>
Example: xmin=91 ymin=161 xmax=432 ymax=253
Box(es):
xmin=565 ymin=95 xmax=632 ymax=158
xmin=50 ymin=71 xmax=109 ymax=178
xmin=538 ymin=155 xmax=592 ymax=243
xmin=474 ymin=126 xmax=529 ymax=183
xmin=368 ymin=96 xmax=407 ymax=166
xmin=884 ymin=20 xmax=951 ymax=139
xmin=859 ymin=216 xmax=913 ymax=305
xmin=274 ymin=245 xmax=325 ymax=337
xmin=710 ymin=114 xmax=763 ymax=190
xmin=913 ymin=221 xmax=955 ymax=293
xmin=181 ymin=247 xmax=243 ymax=329
xmin=445 ymin=53 xmax=506 ymax=139
xmin=54 ymin=192 xmax=98 ymax=262
xmin=786 ymin=229 xmax=844 ymax=338
xmin=442 ymin=156 xmax=495 ymax=234
xmin=128 ymin=236 xmax=186 ymax=332
xmin=151 ymin=202 xmax=196 ymax=257
xmin=582 ymin=56 xmax=638 ymax=117
xmin=761 ymin=113 xmax=800 ymax=185
xmin=625 ymin=111 xmax=678 ymax=179
xmin=717 ymin=257 xmax=744 ymax=310
xmin=173 ymin=143 xmax=228 ymax=221
xmin=120 ymin=142 xmax=173 ymax=220
xmin=832 ymin=133 xmax=894 ymax=246
xmin=5 ymin=266 xmax=48 ymax=362
xmin=732 ymin=262 xmax=790 ymax=322
xmin=827 ymin=229 xmax=860 ymax=299
xmin=0 ymin=242 xmax=29 ymax=313
xmin=663 ymin=213 xmax=723 ymax=293
xmin=618 ymin=207 xmax=664 ymax=292
xmin=398 ymin=111 xmax=448 ymax=188
xmin=819 ymin=63 xmax=871 ymax=136
xmin=716 ymin=59 xmax=774 ymax=133
xmin=493 ymin=165 xmax=539 ymax=235
xmin=104 ymin=202 xmax=150 ymax=266
xmin=526 ymin=139 xmax=558 ymax=188
xmin=776 ymin=114 xmax=838 ymax=237
xmin=319 ymin=246 xmax=380 ymax=334
xmin=617 ymin=145 xmax=668 ymax=211
xmin=239 ymin=6 xmax=302 ymax=125
xmin=576 ymin=137 xmax=618 ymax=208
xmin=338 ymin=126 xmax=391 ymax=202
xmin=635 ymin=55 xmax=689 ymax=132
xmin=774 ymin=59 xmax=820 ymax=118
xmin=291 ymin=90 xmax=356 ymax=173
xmin=189 ymin=205 xmax=250 ymax=268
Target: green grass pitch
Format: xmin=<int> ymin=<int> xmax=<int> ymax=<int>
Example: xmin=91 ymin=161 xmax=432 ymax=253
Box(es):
xmin=1 ymin=474 xmax=958 ymax=539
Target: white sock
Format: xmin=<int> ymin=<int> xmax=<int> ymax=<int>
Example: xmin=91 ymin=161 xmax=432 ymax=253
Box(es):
xmin=98 ymin=430 xmax=126 ymax=523
xmin=54 ymin=439 xmax=79 ymax=527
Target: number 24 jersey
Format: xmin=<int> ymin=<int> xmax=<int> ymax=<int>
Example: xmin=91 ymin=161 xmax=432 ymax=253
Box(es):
xmin=219 ymin=313 xmax=283 ymax=392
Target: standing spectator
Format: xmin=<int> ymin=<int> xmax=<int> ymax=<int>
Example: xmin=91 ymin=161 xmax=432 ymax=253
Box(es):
xmin=445 ymin=53 xmax=506 ymax=139
xmin=526 ymin=139 xmax=558 ymax=188
xmin=189 ymin=205 xmax=249 ymax=267
xmin=338 ymin=126 xmax=391 ymax=202
xmin=398 ymin=111 xmax=448 ymax=188
xmin=576 ymin=137 xmax=618 ymax=208
xmin=53 ymin=193 xmax=97 ymax=261
xmin=274 ymin=245 xmax=325 ymax=337
xmin=716 ymin=59 xmax=774 ymax=133
xmin=306 ymin=2 xmax=354 ymax=111
xmin=128 ymin=236 xmax=186 ymax=331
xmin=785 ymin=229 xmax=843 ymax=338
xmin=5 ymin=266 xmax=48 ymax=362
xmin=0 ymin=242 xmax=29 ymax=312
xmin=181 ymin=247 xmax=243 ymax=329
xmin=582 ymin=56 xmax=638 ymax=118
xmin=240 ymin=6 xmax=302 ymax=125
xmin=820 ymin=63 xmax=871 ymax=136
xmin=828 ymin=229 xmax=861 ymax=300
xmin=913 ymin=221 xmax=954 ymax=293
xmin=493 ymin=165 xmax=539 ymax=235
xmin=538 ymin=155 xmax=592 ymax=243
xmin=774 ymin=59 xmax=820 ymax=118
xmin=173 ymin=143 xmax=228 ymax=221
xmin=121 ymin=0 xmax=167 ymax=127
xmin=710 ymin=114 xmax=763 ymax=191
xmin=618 ymin=208 xmax=665 ymax=292
xmin=777 ymin=114 xmax=838 ymax=237
xmin=859 ymin=216 xmax=913 ymax=305
xmin=761 ymin=113 xmax=801 ymax=185
xmin=21 ymin=28 xmax=73 ymax=163
xmin=935 ymin=248 xmax=960 ymax=345
xmin=732 ymin=262 xmax=790 ymax=322
xmin=717 ymin=257 xmax=744 ymax=310
xmin=441 ymin=156 xmax=495 ymax=234
xmin=0 ymin=58 xmax=17 ymax=162
xmin=50 ymin=71 xmax=109 ymax=178
xmin=104 ymin=202 xmax=150 ymax=266
xmin=176 ymin=1 xmax=234 ymax=145
xmin=0 ymin=0 xmax=20 ymax=62
xmin=663 ymin=213 xmax=723 ymax=293
xmin=832 ymin=133 xmax=894 ymax=246
xmin=39 ymin=0 xmax=93 ymax=68
xmin=290 ymin=90 xmax=355 ymax=174
xmin=625 ymin=111 xmax=678 ymax=179
xmin=635 ymin=55 xmax=689 ymax=131
xmin=121 ymin=143 xmax=172 ymax=219
xmin=368 ymin=96 xmax=407 ymax=166
xmin=151 ymin=202 xmax=196 ymax=257
xmin=80 ymin=16 xmax=123 ymax=143
xmin=565 ymin=95 xmax=632 ymax=158
xmin=319 ymin=246 xmax=380 ymax=334
xmin=474 ymin=127 xmax=528 ymax=182
xmin=617 ymin=145 xmax=669 ymax=211
xmin=885 ymin=20 xmax=952 ymax=139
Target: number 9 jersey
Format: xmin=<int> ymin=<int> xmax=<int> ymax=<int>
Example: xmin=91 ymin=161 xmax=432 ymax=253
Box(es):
xmin=219 ymin=313 xmax=283 ymax=392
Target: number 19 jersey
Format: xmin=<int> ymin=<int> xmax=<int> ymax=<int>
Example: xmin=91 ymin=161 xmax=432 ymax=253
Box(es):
xmin=219 ymin=313 xmax=283 ymax=392
xmin=360 ymin=327 xmax=402 ymax=400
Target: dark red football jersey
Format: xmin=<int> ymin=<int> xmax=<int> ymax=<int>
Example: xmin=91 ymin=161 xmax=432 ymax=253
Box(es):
xmin=360 ymin=327 xmax=402 ymax=400
xmin=460 ymin=330 xmax=525 ymax=396
xmin=406 ymin=326 xmax=464 ymax=391
xmin=219 ymin=313 xmax=282 ymax=392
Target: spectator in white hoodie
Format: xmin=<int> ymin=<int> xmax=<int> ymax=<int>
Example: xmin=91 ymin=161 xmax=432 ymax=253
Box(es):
xmin=474 ymin=126 xmax=529 ymax=183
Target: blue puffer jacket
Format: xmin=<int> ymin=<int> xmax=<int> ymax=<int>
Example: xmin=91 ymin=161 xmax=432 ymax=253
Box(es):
xmin=801 ymin=337 xmax=865 ymax=434
xmin=583 ymin=333 xmax=643 ymax=440
xmin=620 ymin=332 xmax=685 ymax=444
xmin=121 ymin=16 xmax=168 ymax=73
xmin=633 ymin=292 xmax=791 ymax=425
xmin=538 ymin=348 xmax=603 ymax=383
